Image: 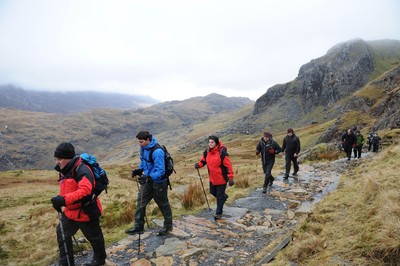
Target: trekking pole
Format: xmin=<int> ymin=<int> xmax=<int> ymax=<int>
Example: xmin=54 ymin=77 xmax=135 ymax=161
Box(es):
xmin=58 ymin=212 xmax=71 ymax=266
xmin=137 ymin=183 xmax=144 ymax=256
xmin=134 ymin=177 xmax=150 ymax=228
xmin=196 ymin=168 xmax=211 ymax=210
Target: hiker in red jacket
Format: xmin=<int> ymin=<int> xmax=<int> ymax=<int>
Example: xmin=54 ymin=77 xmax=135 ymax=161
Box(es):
xmin=195 ymin=135 xmax=234 ymax=220
xmin=51 ymin=142 xmax=106 ymax=266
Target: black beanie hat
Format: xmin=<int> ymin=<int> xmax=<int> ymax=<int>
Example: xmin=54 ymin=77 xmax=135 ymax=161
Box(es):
xmin=208 ymin=135 xmax=220 ymax=145
xmin=54 ymin=142 xmax=75 ymax=159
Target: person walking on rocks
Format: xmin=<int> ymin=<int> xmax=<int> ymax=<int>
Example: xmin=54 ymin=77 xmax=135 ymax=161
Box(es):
xmin=51 ymin=142 xmax=107 ymax=266
xmin=195 ymin=135 xmax=235 ymax=220
xmin=282 ymin=128 xmax=301 ymax=179
xmin=256 ymin=131 xmax=282 ymax=193
xmin=341 ymin=129 xmax=357 ymax=161
xmin=372 ymin=132 xmax=382 ymax=152
xmin=353 ymin=130 xmax=365 ymax=159
xmin=126 ymin=131 xmax=173 ymax=236
xmin=367 ymin=132 xmax=374 ymax=151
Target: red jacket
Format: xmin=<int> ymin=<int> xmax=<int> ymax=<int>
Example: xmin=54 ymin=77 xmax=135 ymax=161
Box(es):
xmin=56 ymin=156 xmax=103 ymax=222
xmin=197 ymin=142 xmax=234 ymax=185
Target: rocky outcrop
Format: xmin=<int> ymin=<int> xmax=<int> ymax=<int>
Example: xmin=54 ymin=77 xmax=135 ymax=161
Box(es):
xmin=229 ymin=39 xmax=400 ymax=135
xmin=369 ymin=65 xmax=400 ymax=130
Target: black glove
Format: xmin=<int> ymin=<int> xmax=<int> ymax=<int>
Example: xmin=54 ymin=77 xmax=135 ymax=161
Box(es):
xmin=228 ymin=179 xmax=234 ymax=186
xmin=51 ymin=196 xmax=65 ymax=213
xmin=132 ymin=169 xmax=143 ymax=177
xmin=194 ymin=163 xmax=200 ymax=169
xmin=138 ymin=175 xmax=150 ymax=185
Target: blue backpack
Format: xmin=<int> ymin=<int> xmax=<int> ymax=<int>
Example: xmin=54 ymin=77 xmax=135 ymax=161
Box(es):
xmin=79 ymin=153 xmax=109 ymax=197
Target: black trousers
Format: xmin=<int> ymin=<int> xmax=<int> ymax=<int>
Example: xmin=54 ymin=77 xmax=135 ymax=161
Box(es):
xmin=262 ymin=159 xmax=275 ymax=187
xmin=134 ymin=181 xmax=172 ymax=230
xmin=56 ymin=212 xmax=106 ymax=266
xmin=285 ymin=152 xmax=299 ymax=176
xmin=209 ymin=182 xmax=228 ymax=215
xmin=353 ymin=146 xmax=362 ymax=158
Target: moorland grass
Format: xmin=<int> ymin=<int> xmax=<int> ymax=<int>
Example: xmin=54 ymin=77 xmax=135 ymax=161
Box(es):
xmin=270 ymin=143 xmax=400 ymax=266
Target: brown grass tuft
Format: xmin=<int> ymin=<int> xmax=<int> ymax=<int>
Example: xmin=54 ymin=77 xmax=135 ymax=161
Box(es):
xmin=181 ymin=182 xmax=206 ymax=209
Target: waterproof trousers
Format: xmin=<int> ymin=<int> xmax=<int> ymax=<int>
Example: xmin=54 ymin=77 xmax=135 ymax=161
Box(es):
xmin=353 ymin=146 xmax=362 ymax=158
xmin=56 ymin=212 xmax=106 ymax=266
xmin=134 ymin=181 xmax=173 ymax=230
xmin=209 ymin=182 xmax=228 ymax=215
xmin=262 ymin=159 xmax=275 ymax=187
xmin=284 ymin=152 xmax=299 ymax=177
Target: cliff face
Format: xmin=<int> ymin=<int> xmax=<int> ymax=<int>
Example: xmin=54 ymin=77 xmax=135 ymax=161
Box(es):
xmin=254 ymin=39 xmax=375 ymax=116
xmin=229 ymin=39 xmax=400 ymax=136
xmin=369 ymin=65 xmax=400 ymax=130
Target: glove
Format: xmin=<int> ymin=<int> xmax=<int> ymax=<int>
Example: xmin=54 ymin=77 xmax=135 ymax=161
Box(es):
xmin=228 ymin=179 xmax=234 ymax=186
xmin=138 ymin=175 xmax=150 ymax=185
xmin=341 ymin=141 xmax=344 ymax=145
xmin=352 ymin=144 xmax=356 ymax=148
xmin=51 ymin=196 xmax=65 ymax=213
xmin=194 ymin=163 xmax=200 ymax=169
xmin=132 ymin=169 xmax=143 ymax=177
xmin=255 ymin=150 xmax=260 ymax=155
xmin=268 ymin=149 xmax=275 ymax=154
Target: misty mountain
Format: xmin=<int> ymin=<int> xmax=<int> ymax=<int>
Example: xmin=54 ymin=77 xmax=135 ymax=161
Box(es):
xmin=228 ymin=39 xmax=400 ymax=135
xmin=0 ymin=93 xmax=253 ymax=171
xmin=1 ymin=38 xmax=399 ymax=171
xmin=0 ymin=84 xmax=158 ymax=113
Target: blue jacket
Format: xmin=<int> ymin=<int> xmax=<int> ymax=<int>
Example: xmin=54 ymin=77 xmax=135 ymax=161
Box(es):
xmin=139 ymin=136 xmax=166 ymax=183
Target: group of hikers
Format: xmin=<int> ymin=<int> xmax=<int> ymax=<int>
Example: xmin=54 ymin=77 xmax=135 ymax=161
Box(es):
xmin=340 ymin=129 xmax=382 ymax=161
xmin=53 ymin=127 xmax=355 ymax=266
xmin=51 ymin=126 xmax=384 ymax=265
xmin=256 ymin=128 xmax=301 ymax=193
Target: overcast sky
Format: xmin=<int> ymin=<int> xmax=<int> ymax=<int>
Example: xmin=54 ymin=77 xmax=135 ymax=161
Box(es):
xmin=0 ymin=0 xmax=399 ymax=102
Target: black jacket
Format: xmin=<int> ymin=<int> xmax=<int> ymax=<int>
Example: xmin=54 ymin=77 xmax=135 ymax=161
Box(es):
xmin=256 ymin=138 xmax=282 ymax=164
xmin=282 ymin=134 xmax=301 ymax=154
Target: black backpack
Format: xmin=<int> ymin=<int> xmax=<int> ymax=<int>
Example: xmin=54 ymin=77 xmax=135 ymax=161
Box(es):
xmin=148 ymin=144 xmax=176 ymax=190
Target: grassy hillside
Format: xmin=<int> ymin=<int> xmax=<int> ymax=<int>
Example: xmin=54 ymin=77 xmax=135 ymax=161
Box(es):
xmin=1 ymin=122 xmax=399 ymax=265
xmin=270 ymin=129 xmax=400 ymax=265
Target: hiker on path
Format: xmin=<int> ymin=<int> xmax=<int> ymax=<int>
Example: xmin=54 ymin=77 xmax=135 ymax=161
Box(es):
xmin=353 ymin=130 xmax=365 ymax=159
xmin=372 ymin=133 xmax=382 ymax=152
xmin=126 ymin=131 xmax=173 ymax=236
xmin=281 ymin=128 xmax=301 ymax=179
xmin=367 ymin=132 xmax=374 ymax=151
xmin=51 ymin=142 xmax=106 ymax=266
xmin=256 ymin=131 xmax=282 ymax=193
xmin=341 ymin=129 xmax=357 ymax=161
xmin=195 ymin=135 xmax=234 ymax=220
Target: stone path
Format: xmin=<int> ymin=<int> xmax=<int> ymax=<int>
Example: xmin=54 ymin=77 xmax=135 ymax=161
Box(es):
xmin=75 ymin=160 xmax=349 ymax=266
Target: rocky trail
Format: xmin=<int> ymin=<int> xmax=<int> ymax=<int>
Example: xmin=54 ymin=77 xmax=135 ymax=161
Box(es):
xmin=74 ymin=156 xmax=366 ymax=266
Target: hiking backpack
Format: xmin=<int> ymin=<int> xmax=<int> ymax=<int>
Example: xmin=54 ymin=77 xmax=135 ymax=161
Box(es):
xmin=203 ymin=145 xmax=229 ymax=182
xmin=148 ymin=144 xmax=176 ymax=190
xmin=79 ymin=153 xmax=109 ymax=197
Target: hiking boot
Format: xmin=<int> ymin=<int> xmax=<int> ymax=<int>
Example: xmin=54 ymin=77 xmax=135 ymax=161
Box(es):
xmin=269 ymin=176 xmax=275 ymax=186
xmin=292 ymin=172 xmax=298 ymax=176
xmin=283 ymin=175 xmax=289 ymax=179
xmin=262 ymin=187 xmax=267 ymax=194
xmin=214 ymin=214 xmax=222 ymax=220
xmin=157 ymin=227 xmax=172 ymax=236
xmin=83 ymin=258 xmax=105 ymax=266
xmin=125 ymin=227 xmax=144 ymax=235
